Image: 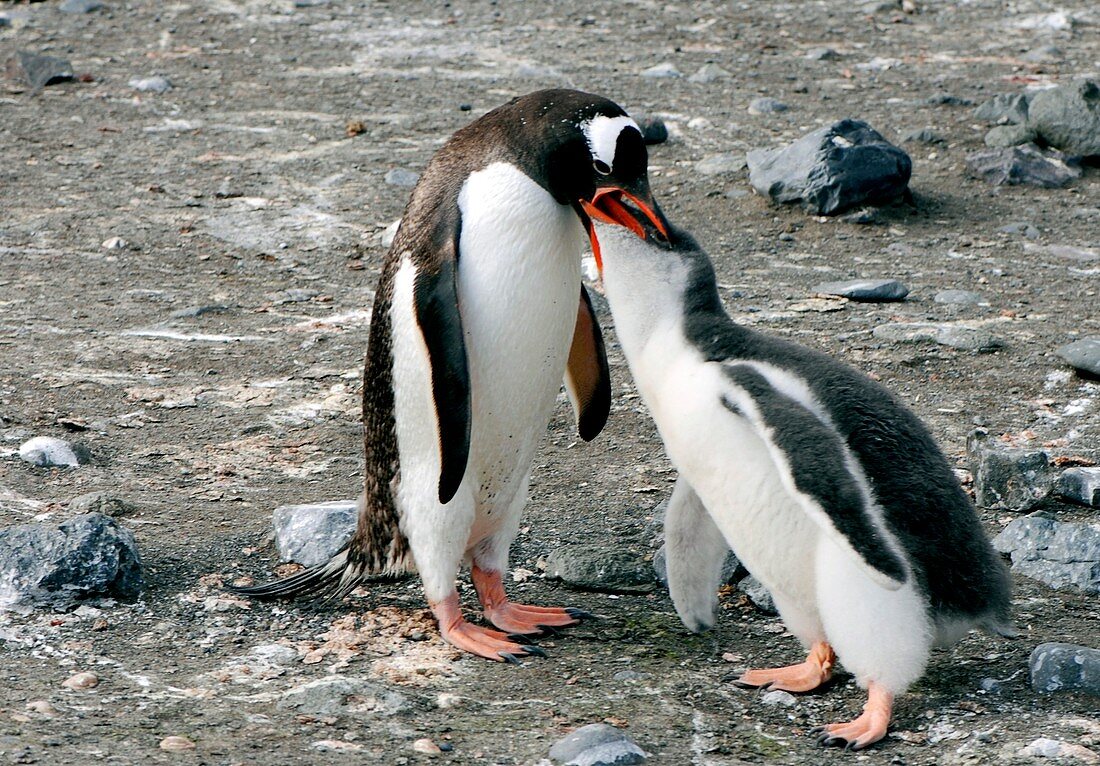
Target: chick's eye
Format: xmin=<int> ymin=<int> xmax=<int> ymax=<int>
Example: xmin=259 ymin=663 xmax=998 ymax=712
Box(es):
xmin=592 ymin=159 xmax=611 ymax=176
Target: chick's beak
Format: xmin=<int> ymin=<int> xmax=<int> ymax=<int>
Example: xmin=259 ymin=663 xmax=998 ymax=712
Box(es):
xmin=579 ymin=185 xmax=669 ymax=273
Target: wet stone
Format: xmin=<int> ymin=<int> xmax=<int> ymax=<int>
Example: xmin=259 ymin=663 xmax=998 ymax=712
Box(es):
xmin=1056 ymin=467 xmax=1100 ymax=508
xmin=747 ymin=119 xmax=912 ymax=216
xmin=549 ymin=723 xmax=647 ymax=766
xmin=973 ymin=93 xmax=1030 ymax=125
xmin=6 ymin=51 xmax=74 ymax=91
xmin=1056 ymin=337 xmax=1100 ymax=378
xmin=0 ymin=513 xmax=143 ymax=610
xmin=384 ymin=168 xmax=420 ymax=187
xmin=546 ymin=545 xmax=655 ymax=593
xmin=934 ymin=290 xmax=983 ymax=305
xmin=968 ymin=432 xmax=1052 ymax=511
xmin=1029 ymin=643 xmax=1100 ymax=696
xmin=872 ymin=322 xmax=1004 ymax=353
xmin=965 ymin=144 xmax=1081 ymax=188
xmin=68 ymin=492 xmax=137 ymax=518
xmin=273 ymin=500 xmax=357 ymax=568
xmin=813 ymin=278 xmax=908 ymax=302
xmin=992 ymin=516 xmax=1100 ymax=594
xmin=1027 ymin=79 xmax=1100 ymax=157
xmin=19 ymin=436 xmax=88 ymax=467
xmin=738 ymin=575 xmax=777 ymax=615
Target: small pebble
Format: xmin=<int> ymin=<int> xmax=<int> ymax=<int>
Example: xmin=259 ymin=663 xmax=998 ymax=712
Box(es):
xmin=19 ymin=436 xmax=86 ymax=467
xmin=159 ymin=736 xmax=196 ymax=752
xmin=60 ymin=0 xmax=104 ymax=12
xmin=62 ymin=671 xmax=99 ymax=691
xmin=813 ymin=278 xmax=908 ymax=302
xmin=384 ymin=168 xmax=420 ymax=187
xmin=761 ymin=689 xmax=797 ymax=707
xmin=25 ymin=701 xmax=59 ymax=718
xmin=804 ymin=47 xmax=840 ymax=61
xmin=412 ymin=738 xmax=442 ymax=755
xmin=748 ymin=97 xmax=789 ymax=115
xmin=640 ymin=62 xmax=681 ymax=78
xmin=128 ymin=75 xmax=172 ymax=94
xmin=934 ymin=289 xmax=983 ymax=305
xmin=436 ymin=693 xmax=463 ymax=709
xmin=101 ymin=236 xmax=128 ymax=250
xmin=688 ymin=64 xmax=729 ymax=83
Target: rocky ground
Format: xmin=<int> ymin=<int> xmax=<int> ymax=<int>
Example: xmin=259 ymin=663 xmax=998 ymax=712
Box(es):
xmin=1 ymin=0 xmax=1099 ymax=764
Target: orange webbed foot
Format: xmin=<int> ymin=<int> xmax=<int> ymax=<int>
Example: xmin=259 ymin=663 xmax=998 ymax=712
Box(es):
xmin=814 ymin=682 xmax=893 ymax=751
xmin=736 ymin=642 xmax=835 ymax=693
xmin=472 ymin=565 xmax=592 ymax=636
xmin=430 ymin=593 xmax=546 ymax=663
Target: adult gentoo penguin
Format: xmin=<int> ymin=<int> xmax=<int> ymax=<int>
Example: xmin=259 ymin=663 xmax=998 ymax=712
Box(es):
xmin=582 ymin=210 xmax=1013 ymax=749
xmin=235 ymin=90 xmax=668 ymax=663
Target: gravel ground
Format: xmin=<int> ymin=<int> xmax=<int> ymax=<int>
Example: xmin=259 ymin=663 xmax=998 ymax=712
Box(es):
xmin=1 ymin=1 xmax=1098 ymax=764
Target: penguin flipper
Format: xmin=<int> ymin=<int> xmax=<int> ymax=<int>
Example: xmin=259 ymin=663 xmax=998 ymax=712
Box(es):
xmin=664 ymin=475 xmax=728 ymax=633
xmin=721 ymin=363 xmax=908 ymax=591
xmin=564 ymin=286 xmax=611 ymax=441
xmin=414 ymin=258 xmax=472 ymax=505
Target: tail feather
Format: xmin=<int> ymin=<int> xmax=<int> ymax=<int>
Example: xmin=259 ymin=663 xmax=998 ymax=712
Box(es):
xmin=230 ymin=548 xmax=364 ymax=601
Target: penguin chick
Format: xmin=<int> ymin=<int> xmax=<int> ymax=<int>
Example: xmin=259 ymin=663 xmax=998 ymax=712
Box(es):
xmin=584 ymin=212 xmax=1013 ymax=749
xmin=235 ymin=90 xmax=669 ymax=663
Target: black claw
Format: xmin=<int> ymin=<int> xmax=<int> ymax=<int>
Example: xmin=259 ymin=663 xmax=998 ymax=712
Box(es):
xmin=535 ymin=624 xmax=559 ymax=637
xmin=808 ymin=726 xmax=825 ymax=735
xmin=498 ymin=652 xmax=522 ymax=665
xmin=844 ymin=741 xmax=858 ymax=752
xmin=522 ymin=645 xmax=548 ymax=658
xmin=565 ymin=608 xmax=596 ymax=620
xmin=506 ymin=633 xmax=530 ymax=643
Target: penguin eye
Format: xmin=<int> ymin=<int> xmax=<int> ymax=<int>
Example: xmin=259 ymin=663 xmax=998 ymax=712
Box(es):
xmin=592 ymin=159 xmax=612 ymax=176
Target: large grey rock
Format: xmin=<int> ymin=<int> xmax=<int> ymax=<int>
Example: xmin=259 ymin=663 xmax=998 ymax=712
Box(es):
xmin=19 ymin=436 xmax=88 ymax=467
xmin=278 ymin=676 xmax=409 ymax=716
xmin=273 ymin=501 xmax=357 ymax=568
xmin=546 ymin=545 xmax=655 ymax=593
xmin=1029 ymin=643 xmax=1100 ymax=696
xmin=737 ymin=575 xmax=777 ymax=615
xmin=973 ymin=93 xmax=1030 ymax=125
xmin=1028 ymin=80 xmax=1100 ymax=157
xmin=6 ymin=51 xmax=74 ymax=91
xmin=872 ymin=323 xmax=1004 ymax=353
xmin=993 ymin=516 xmax=1100 ymax=594
xmin=965 ymin=144 xmax=1081 ymax=188
xmin=1056 ymin=336 xmax=1100 ymax=378
xmin=652 ymin=543 xmax=741 ymax=587
xmin=1057 ymin=467 xmax=1100 ymax=508
xmin=549 ymin=723 xmax=647 ymax=766
xmin=968 ymin=433 xmax=1052 ymax=511
xmin=0 ymin=514 xmax=143 ymax=610
xmin=813 ymin=278 xmax=908 ymax=302
xmin=747 ymin=119 xmax=911 ymax=216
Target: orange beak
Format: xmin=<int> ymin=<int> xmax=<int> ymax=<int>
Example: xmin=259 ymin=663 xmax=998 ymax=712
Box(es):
xmin=579 ymin=186 xmax=669 ymax=274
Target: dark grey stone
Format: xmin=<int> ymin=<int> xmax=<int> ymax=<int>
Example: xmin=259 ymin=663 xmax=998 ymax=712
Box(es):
xmin=1056 ymin=468 xmax=1100 ymax=508
xmin=383 ymin=168 xmax=420 ymax=187
xmin=984 ymin=124 xmax=1038 ymax=148
xmin=973 ymin=93 xmax=1030 ymax=125
xmin=652 ymin=542 xmax=741 ymax=587
xmin=68 ymin=492 xmax=137 ymax=518
xmin=7 ymin=51 xmax=74 ymax=91
xmin=60 ymin=0 xmax=105 ymax=13
xmin=934 ymin=289 xmax=983 ymax=305
xmin=0 ymin=513 xmax=143 ymax=610
xmin=748 ymin=97 xmax=789 ymax=115
xmin=969 ymin=432 xmax=1052 ymax=511
xmin=738 ymin=575 xmax=777 ymax=615
xmin=747 ymin=119 xmax=912 ymax=216
xmin=549 ymin=723 xmax=647 ymax=766
xmin=873 ymin=323 xmax=1004 ymax=352
xmin=965 ymin=144 xmax=1081 ymax=188
xmin=278 ymin=676 xmax=409 ymax=716
xmin=546 ymin=545 xmax=655 ymax=593
xmin=273 ymin=501 xmax=357 ymax=568
xmin=902 ymin=128 xmax=945 ymax=144
xmin=1029 ymin=643 xmax=1100 ymax=696
xmin=170 ymin=304 xmax=230 ymax=319
xmin=926 ymin=94 xmax=973 ymax=107
xmin=1027 ymin=79 xmax=1100 ymax=157
xmin=992 ymin=516 xmax=1100 ymax=594
xmin=813 ymin=278 xmax=908 ymax=302
xmin=635 ymin=115 xmax=668 ymax=145
xmin=1056 ymin=336 xmax=1100 ymax=378
xmin=18 ymin=436 xmax=89 ymax=467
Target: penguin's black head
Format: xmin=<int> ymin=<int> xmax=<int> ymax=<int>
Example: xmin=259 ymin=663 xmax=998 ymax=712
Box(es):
xmin=501 ymin=89 xmax=669 ymax=270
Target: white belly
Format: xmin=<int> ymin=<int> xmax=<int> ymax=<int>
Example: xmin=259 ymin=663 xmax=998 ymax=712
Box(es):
xmin=457 ymin=163 xmax=584 ymax=521
xmin=638 ymin=341 xmax=821 ymax=611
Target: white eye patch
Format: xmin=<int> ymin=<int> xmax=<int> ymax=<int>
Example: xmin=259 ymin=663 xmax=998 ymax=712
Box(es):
xmin=580 ymin=115 xmax=640 ymax=172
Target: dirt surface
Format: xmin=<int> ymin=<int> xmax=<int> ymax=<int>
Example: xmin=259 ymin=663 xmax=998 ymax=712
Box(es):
xmin=2 ymin=1 xmax=1099 ymax=764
